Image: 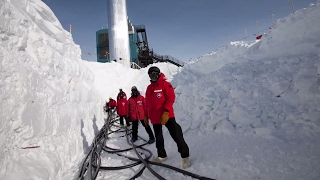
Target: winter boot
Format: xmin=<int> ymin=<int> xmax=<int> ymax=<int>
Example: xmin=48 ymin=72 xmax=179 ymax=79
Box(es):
xmin=182 ymin=157 xmax=191 ymax=169
xmin=147 ymin=138 xmax=155 ymax=144
xmin=131 ymin=137 xmax=137 ymax=142
xmin=153 ymin=157 xmax=168 ymax=163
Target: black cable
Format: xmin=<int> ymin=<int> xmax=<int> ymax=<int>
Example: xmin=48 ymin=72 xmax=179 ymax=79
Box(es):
xmin=147 ymin=160 xmax=216 ymax=180
xmin=125 ymin=128 xmax=166 ymax=180
xmin=79 ymin=111 xmax=216 ymax=180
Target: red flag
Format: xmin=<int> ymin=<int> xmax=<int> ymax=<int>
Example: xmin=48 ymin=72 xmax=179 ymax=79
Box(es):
xmin=21 ymin=146 xmax=40 ymax=149
xmin=256 ymin=35 xmax=262 ymax=40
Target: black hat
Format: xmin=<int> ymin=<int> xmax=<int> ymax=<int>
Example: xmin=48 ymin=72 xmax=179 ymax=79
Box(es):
xmin=131 ymin=86 xmax=139 ymax=97
xmin=148 ymin=66 xmax=160 ymax=74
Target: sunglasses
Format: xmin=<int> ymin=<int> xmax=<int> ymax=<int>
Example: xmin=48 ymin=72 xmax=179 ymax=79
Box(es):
xmin=149 ymin=71 xmax=159 ymax=75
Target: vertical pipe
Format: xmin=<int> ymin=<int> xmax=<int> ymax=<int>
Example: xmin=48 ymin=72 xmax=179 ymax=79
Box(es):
xmin=107 ymin=0 xmax=130 ymax=67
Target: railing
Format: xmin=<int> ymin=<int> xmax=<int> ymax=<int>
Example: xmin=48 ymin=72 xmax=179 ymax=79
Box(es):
xmin=134 ymin=25 xmax=146 ymax=31
xmin=130 ymin=62 xmax=141 ymax=69
xmin=152 ymin=52 xmax=185 ymax=67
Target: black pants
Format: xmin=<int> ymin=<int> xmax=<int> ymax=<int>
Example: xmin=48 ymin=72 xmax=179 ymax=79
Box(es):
xmin=132 ymin=120 xmax=155 ymax=140
xmin=119 ymin=116 xmax=130 ymax=126
xmin=152 ymin=117 xmax=189 ymax=158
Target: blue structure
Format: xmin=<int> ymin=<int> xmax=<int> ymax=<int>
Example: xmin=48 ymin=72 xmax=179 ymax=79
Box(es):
xmin=96 ymin=26 xmax=139 ymax=64
xmin=96 ymin=24 xmax=185 ymax=67
xmin=96 ymin=29 xmax=109 ymax=63
xmin=129 ymin=31 xmax=139 ymax=64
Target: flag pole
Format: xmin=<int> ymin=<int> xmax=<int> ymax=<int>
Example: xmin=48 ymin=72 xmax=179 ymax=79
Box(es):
xmin=291 ymin=1 xmax=295 ymax=13
xmin=270 ymin=14 xmax=275 ymax=27
xmin=244 ymin=28 xmax=247 ymax=41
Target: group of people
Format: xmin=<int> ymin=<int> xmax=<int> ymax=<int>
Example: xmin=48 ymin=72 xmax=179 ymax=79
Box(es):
xmin=104 ymin=66 xmax=191 ymax=169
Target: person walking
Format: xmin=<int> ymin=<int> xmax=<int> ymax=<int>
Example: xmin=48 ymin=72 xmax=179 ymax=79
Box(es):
xmin=117 ymin=88 xmax=130 ymax=126
xmin=127 ymin=86 xmax=155 ymax=144
xmin=144 ymin=66 xmax=191 ymax=169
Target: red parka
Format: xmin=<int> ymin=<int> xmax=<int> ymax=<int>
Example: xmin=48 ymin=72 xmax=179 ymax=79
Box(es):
xmin=107 ymin=99 xmax=117 ymax=108
xmin=145 ymin=73 xmax=175 ymax=124
xmin=117 ymin=97 xmax=127 ymax=116
xmin=127 ymin=94 xmax=146 ymax=121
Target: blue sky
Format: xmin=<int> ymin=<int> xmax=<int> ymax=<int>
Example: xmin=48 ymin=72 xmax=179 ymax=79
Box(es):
xmin=42 ymin=0 xmax=316 ymax=62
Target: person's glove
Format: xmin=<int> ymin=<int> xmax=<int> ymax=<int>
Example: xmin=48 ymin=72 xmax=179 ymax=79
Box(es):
xmin=161 ymin=112 xmax=169 ymax=125
xmin=144 ymin=116 xmax=149 ymax=126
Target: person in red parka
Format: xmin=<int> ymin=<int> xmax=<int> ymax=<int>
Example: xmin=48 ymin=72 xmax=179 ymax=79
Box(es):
xmin=106 ymin=97 xmax=117 ymax=111
xmin=117 ymin=88 xmax=130 ymax=126
xmin=145 ymin=66 xmax=190 ymax=169
xmin=105 ymin=97 xmax=117 ymax=119
xmin=127 ymin=86 xmax=155 ymax=144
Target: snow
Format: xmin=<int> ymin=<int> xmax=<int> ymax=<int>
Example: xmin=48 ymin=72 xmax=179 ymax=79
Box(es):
xmin=1 ymin=0 xmax=320 ymax=179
